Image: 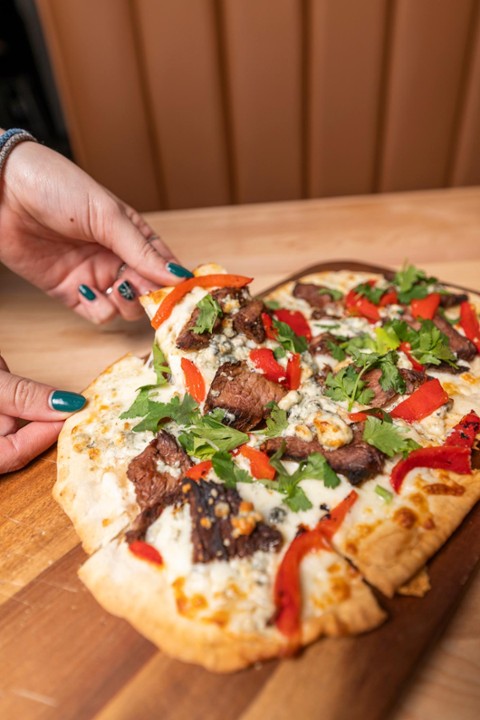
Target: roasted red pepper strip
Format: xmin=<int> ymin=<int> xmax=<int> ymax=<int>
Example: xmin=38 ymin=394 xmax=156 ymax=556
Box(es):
xmin=390 ymin=379 xmax=448 ymax=422
xmin=181 ymin=357 xmax=206 ymax=403
xmin=348 ymin=408 xmax=392 ymax=423
xmin=129 ymin=541 xmax=164 ymax=566
xmin=185 ymin=460 xmax=213 ymax=481
xmin=273 ymin=309 xmax=312 ymax=341
xmin=459 ymin=301 xmax=480 ymax=352
xmin=390 ymin=446 xmax=471 ymax=493
xmin=345 ymin=289 xmax=380 ymax=323
xmin=286 ymin=353 xmax=302 ymax=390
xmin=238 ymin=445 xmax=276 ymax=480
xmin=444 ymin=410 xmax=480 ymax=448
xmin=399 ymin=341 xmax=425 ymax=372
xmin=151 ymin=274 xmax=252 ymax=328
xmin=410 ymin=292 xmax=441 ymax=320
xmin=378 ymin=289 xmax=398 ymax=307
xmin=261 ymin=312 xmax=277 ymax=340
xmin=250 ymin=348 xmax=286 ymax=384
xmin=274 ymin=491 xmax=358 ymax=645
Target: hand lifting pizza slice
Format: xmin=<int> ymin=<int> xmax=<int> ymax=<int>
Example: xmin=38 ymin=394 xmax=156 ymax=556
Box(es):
xmin=56 ymin=261 xmax=480 ymax=671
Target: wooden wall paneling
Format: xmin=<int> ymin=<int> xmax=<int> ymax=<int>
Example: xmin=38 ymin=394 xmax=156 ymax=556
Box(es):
xmin=221 ymin=0 xmax=303 ymax=203
xmin=133 ymin=0 xmax=231 ymax=210
xmin=306 ymin=0 xmax=387 ymax=198
xmin=35 ymin=0 xmax=162 ymax=212
xmin=450 ymin=3 xmax=480 ymax=187
xmin=378 ymin=0 xmax=475 ymax=192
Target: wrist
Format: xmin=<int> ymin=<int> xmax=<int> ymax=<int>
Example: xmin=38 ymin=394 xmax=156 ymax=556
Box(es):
xmin=0 ymin=129 xmax=38 ymax=178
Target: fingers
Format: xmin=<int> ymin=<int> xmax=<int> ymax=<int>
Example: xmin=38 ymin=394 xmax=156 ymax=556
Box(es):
xmin=0 ymin=420 xmax=63 ymax=473
xmin=76 ymin=283 xmax=118 ymax=324
xmin=0 ymin=369 xmax=86 ymax=421
xmin=105 ymin=201 xmax=188 ymax=287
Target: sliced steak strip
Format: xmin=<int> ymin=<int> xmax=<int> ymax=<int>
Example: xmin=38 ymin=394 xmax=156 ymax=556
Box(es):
xmin=127 ymin=430 xmax=193 ymax=510
xmin=262 ymin=424 xmax=386 ymax=486
xmin=232 ymin=299 xmax=266 ymax=343
xmin=126 ymin=431 xmax=193 ymax=541
xmin=432 ymin=313 xmax=477 ymax=361
xmin=293 ymin=283 xmax=342 ymax=318
xmin=211 ymin=286 xmax=250 ymax=310
xmin=363 ymin=367 xmax=426 ymax=408
xmin=183 ymin=478 xmax=283 ymax=563
xmin=205 ymin=361 xmax=287 ymax=432
xmin=439 ymin=291 xmax=468 ymax=308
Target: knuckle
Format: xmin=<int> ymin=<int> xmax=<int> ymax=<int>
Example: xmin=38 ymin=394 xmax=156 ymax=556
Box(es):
xmin=12 ymin=377 xmax=34 ymax=416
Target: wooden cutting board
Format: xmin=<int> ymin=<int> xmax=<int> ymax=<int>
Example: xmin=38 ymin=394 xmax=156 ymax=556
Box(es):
xmin=1 ymin=261 xmax=480 ymax=720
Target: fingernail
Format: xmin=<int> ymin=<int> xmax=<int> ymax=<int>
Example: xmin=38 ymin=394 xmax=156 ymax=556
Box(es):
xmin=166 ymin=262 xmax=194 ymax=279
xmin=117 ymin=280 xmax=136 ymax=301
xmin=78 ymin=284 xmax=96 ymax=301
xmin=49 ymin=390 xmax=86 ymax=413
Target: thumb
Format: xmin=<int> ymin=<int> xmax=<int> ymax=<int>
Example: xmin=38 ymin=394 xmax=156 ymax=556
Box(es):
xmin=0 ymin=370 xmax=86 ymax=421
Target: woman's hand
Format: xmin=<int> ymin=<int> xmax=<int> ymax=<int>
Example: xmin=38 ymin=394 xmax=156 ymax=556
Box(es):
xmin=0 ymin=354 xmax=85 ymax=473
xmin=0 ymin=139 xmax=190 ymax=323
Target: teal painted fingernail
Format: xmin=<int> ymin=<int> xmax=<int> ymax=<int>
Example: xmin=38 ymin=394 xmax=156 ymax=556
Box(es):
xmin=49 ymin=391 xmax=87 ymax=413
xmin=118 ymin=280 xmax=136 ymax=301
xmin=166 ymin=262 xmax=194 ymax=279
xmin=78 ymin=284 xmax=96 ymax=301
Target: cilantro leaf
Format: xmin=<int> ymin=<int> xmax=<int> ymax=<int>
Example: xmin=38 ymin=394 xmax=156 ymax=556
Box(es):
xmin=325 ymin=366 xmax=374 ymax=409
xmin=266 ymin=446 xmax=340 ymax=512
xmin=129 ymin=394 xmax=199 ymax=433
xmin=152 ymin=343 xmax=170 ymax=385
xmin=389 ymin=319 xmax=457 ymax=367
xmin=318 ymin=287 xmax=344 ymax=301
xmin=262 ymin=403 xmax=288 ymax=438
xmin=354 ymin=282 xmax=385 ymax=305
xmin=193 ymin=294 xmax=222 ymax=334
xmin=211 ymin=451 xmax=252 ymax=488
xmin=363 ymin=416 xmax=420 ymax=458
xmin=393 ymin=263 xmax=438 ymax=304
xmin=272 ymin=319 xmax=308 ymax=353
xmin=178 ymin=411 xmax=248 ymax=459
xmin=374 ymin=326 xmax=400 ymax=354
xmin=328 ymin=341 xmax=347 ymax=361
xmin=120 ymin=386 xmax=156 ymax=420
xmin=377 ymin=352 xmax=406 ymax=394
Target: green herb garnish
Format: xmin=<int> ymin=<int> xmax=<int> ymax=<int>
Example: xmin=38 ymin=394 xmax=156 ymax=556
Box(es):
xmin=272 ymin=319 xmax=308 ymax=353
xmin=363 ymin=416 xmax=420 ymax=458
xmin=393 ymin=263 xmax=438 ymax=304
xmin=193 ymin=294 xmax=223 ymax=334
xmin=263 ymin=446 xmax=340 ymax=512
xmin=375 ymin=485 xmax=394 ymax=503
xmin=262 ymin=403 xmax=288 ymax=438
xmin=152 ymin=343 xmax=170 ymax=385
xmin=318 ymin=287 xmax=344 ymax=301
xmin=211 ymin=451 xmax=252 ymax=488
xmin=325 ymin=366 xmax=375 ymax=410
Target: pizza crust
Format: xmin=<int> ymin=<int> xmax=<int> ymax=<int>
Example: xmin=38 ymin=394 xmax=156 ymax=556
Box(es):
xmin=80 ymin=539 xmax=385 ymax=672
xmin=338 ymin=470 xmax=480 ymax=596
xmin=55 ymin=355 xmax=152 ymax=553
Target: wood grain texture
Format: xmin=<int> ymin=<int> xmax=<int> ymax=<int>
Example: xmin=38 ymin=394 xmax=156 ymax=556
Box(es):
xmin=2 ymin=189 xmax=480 ymax=719
xmin=307 ymin=0 xmax=387 ymax=197
xmin=35 ymin=0 xmax=162 ymax=211
xmin=378 ymin=0 xmax=475 ymax=192
xmin=133 ymin=0 xmax=231 ymax=209
xmin=221 ymin=0 xmax=303 ymax=203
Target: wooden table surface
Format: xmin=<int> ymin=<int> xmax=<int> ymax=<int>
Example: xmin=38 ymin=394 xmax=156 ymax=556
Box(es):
xmin=1 ymin=187 xmax=480 ymax=719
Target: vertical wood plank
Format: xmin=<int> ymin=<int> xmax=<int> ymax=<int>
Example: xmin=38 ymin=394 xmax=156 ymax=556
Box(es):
xmin=35 ymin=0 xmax=162 ymax=212
xmin=378 ymin=0 xmax=475 ymax=192
xmin=307 ymin=0 xmax=387 ymax=198
xmin=450 ymin=4 xmax=480 ymax=187
xmin=133 ymin=0 xmax=231 ymax=210
xmin=221 ymin=0 xmax=303 ymax=203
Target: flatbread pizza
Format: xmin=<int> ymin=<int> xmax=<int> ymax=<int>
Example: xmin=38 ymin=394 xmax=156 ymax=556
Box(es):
xmin=56 ymin=261 xmax=480 ymax=670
